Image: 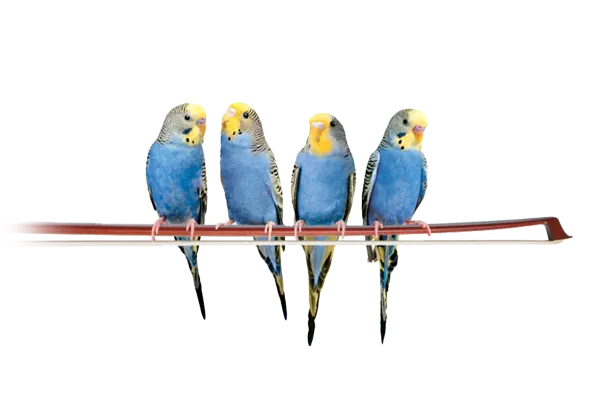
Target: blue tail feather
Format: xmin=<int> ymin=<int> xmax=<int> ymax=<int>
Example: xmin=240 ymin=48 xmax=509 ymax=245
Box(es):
xmin=175 ymin=235 xmax=205 ymax=319
xmin=378 ymin=234 xmax=399 ymax=343
xmin=254 ymin=236 xmax=286 ymax=319
xmin=175 ymin=236 xmax=197 ymax=268
xmin=254 ymin=236 xmax=282 ymax=276
xmin=310 ymin=236 xmax=328 ymax=287
xmin=378 ymin=234 xmax=399 ymax=289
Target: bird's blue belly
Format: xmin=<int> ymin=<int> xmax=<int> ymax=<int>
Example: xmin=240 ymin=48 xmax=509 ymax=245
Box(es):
xmin=297 ymin=157 xmax=349 ymax=225
xmin=221 ymin=144 xmax=277 ymax=224
xmin=153 ymin=185 xmax=198 ymax=222
xmin=368 ymin=150 xmax=423 ymax=225
xmin=146 ymin=143 xmax=202 ymax=223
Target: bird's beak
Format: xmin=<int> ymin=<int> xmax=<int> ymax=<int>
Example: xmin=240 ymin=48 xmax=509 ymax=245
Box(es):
xmin=310 ymin=121 xmax=325 ymax=143
xmin=412 ymin=125 xmax=425 ymax=136
xmin=308 ymin=119 xmax=333 ymax=155
xmin=197 ymin=117 xmax=206 ymax=136
xmin=221 ymin=107 xmax=240 ymax=138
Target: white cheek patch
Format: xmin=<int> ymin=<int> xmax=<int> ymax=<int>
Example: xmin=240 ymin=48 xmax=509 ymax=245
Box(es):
xmin=311 ymin=122 xmax=325 ymax=129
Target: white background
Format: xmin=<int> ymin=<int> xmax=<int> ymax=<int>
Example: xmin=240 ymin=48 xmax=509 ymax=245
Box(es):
xmin=1 ymin=0 xmax=598 ymax=400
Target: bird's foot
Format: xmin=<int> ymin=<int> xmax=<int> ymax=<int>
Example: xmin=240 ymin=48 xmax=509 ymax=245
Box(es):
xmin=151 ymin=216 xmax=167 ymax=241
xmin=264 ymin=221 xmax=276 ymax=241
xmin=214 ymin=219 xmax=234 ymax=230
xmin=405 ymin=219 xmax=432 ymax=236
xmin=334 ymin=220 xmax=347 ymax=239
xmin=293 ymin=220 xmax=305 ymax=240
xmin=372 ymin=221 xmax=384 ymax=238
xmin=186 ymin=219 xmax=198 ymax=239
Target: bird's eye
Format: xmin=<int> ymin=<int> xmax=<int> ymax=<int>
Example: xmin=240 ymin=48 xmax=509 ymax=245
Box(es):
xmin=243 ymin=112 xmax=249 ymax=119
xmin=403 ymin=119 xmax=408 ymax=125
xmin=184 ymin=114 xmax=191 ymax=121
xmin=330 ymin=120 xmax=336 ymax=127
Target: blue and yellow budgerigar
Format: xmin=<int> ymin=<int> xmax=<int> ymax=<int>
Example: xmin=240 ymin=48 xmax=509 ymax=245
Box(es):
xmin=291 ymin=113 xmax=356 ymax=345
xmin=145 ymin=103 xmax=208 ymax=319
xmin=218 ymin=102 xmax=287 ymax=319
xmin=362 ymin=109 xmax=431 ymax=343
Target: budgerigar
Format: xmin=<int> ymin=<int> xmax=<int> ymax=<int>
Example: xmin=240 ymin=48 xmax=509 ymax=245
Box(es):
xmin=291 ymin=113 xmax=355 ymax=345
xmin=218 ymin=102 xmax=287 ymax=319
xmin=145 ymin=103 xmax=208 ymax=319
xmin=362 ymin=109 xmax=431 ymax=343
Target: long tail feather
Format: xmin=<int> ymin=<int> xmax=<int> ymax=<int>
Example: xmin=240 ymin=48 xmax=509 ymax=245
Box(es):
xmin=376 ymin=235 xmax=398 ymax=343
xmin=304 ymin=237 xmax=335 ymax=346
xmin=255 ymin=240 xmax=287 ymax=319
xmin=273 ymin=275 xmax=287 ymax=320
xmin=307 ymin=286 xmax=321 ymax=345
xmin=178 ymin=241 xmax=206 ymax=319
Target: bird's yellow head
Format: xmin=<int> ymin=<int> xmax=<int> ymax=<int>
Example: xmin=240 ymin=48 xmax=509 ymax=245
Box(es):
xmin=160 ymin=103 xmax=206 ymax=146
xmin=221 ymin=102 xmax=261 ymax=142
xmin=308 ymin=113 xmax=338 ymax=156
xmin=386 ymin=109 xmax=428 ymax=151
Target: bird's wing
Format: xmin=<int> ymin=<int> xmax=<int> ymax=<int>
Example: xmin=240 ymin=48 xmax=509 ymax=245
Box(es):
xmin=268 ymin=151 xmax=284 ymax=226
xmin=413 ymin=152 xmax=428 ymax=215
xmin=290 ymin=149 xmax=304 ymax=222
xmin=343 ymin=171 xmax=356 ymax=223
xmin=290 ymin=163 xmax=300 ymax=222
xmin=362 ymin=150 xmax=380 ymax=262
xmin=198 ymin=159 xmax=208 ymax=224
xmin=146 ymin=149 xmax=157 ymax=211
xmin=267 ymin=151 xmax=285 ymax=251
xmin=360 ymin=149 xmax=379 ymax=225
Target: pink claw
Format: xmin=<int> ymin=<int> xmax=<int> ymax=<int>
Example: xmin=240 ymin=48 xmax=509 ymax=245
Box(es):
xmin=186 ymin=219 xmax=197 ymax=239
xmin=406 ymin=219 xmax=432 ymax=236
xmin=294 ymin=220 xmax=305 ymax=240
xmin=264 ymin=221 xmax=276 ymax=241
xmin=215 ymin=219 xmax=234 ymax=230
xmin=151 ymin=216 xmax=167 ymax=241
xmin=372 ymin=221 xmax=383 ymax=238
xmin=335 ymin=220 xmax=347 ymax=239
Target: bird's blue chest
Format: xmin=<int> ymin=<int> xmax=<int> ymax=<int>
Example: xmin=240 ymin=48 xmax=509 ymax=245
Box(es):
xmin=368 ymin=149 xmax=423 ymax=225
xmin=220 ymin=136 xmax=276 ymax=224
xmin=297 ymin=153 xmax=351 ymax=225
xmin=146 ymin=142 xmax=203 ymax=223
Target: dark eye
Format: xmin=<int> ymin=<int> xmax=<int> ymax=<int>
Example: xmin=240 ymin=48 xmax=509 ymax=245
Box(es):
xmin=403 ymin=119 xmax=408 ymax=125
xmin=243 ymin=112 xmax=249 ymax=119
xmin=184 ymin=114 xmax=191 ymax=121
xmin=330 ymin=120 xmax=336 ymax=127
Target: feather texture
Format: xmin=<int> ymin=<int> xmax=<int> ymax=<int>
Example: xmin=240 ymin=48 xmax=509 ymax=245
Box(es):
xmin=292 ymin=113 xmax=355 ymax=345
xmin=146 ymin=136 xmax=208 ymax=318
xmin=362 ymin=108 xmax=429 ymax=343
xmin=220 ymin=104 xmax=287 ymax=319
